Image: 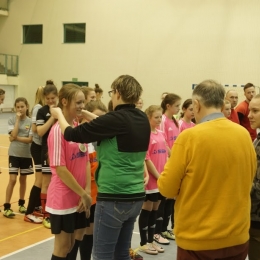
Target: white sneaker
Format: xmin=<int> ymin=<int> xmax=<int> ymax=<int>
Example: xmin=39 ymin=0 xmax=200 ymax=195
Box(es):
xmin=151 ymin=242 xmax=165 ymax=253
xmin=154 ymin=233 xmax=170 ymax=245
xmin=24 ymin=214 xmax=42 ymax=224
xmin=139 ymin=243 xmax=158 ymax=255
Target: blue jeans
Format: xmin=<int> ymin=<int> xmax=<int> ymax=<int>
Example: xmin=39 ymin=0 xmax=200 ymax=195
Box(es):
xmin=93 ymin=200 xmax=143 ymax=260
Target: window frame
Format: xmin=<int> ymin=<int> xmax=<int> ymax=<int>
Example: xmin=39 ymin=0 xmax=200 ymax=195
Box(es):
xmin=22 ymin=24 xmax=43 ymax=44
xmin=63 ymin=23 xmax=86 ymax=44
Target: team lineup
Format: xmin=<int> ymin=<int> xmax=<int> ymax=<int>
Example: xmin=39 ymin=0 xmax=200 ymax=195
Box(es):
xmin=0 ymin=77 xmax=259 ymax=260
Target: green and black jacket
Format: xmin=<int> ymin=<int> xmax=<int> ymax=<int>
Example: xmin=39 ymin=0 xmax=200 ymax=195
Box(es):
xmin=64 ymin=104 xmax=150 ymax=202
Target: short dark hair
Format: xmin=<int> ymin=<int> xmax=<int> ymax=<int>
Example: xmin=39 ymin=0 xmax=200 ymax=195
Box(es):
xmin=244 ymin=83 xmax=255 ymax=92
xmin=111 ymin=75 xmax=142 ymax=104
xmin=193 ymin=80 xmax=225 ymax=109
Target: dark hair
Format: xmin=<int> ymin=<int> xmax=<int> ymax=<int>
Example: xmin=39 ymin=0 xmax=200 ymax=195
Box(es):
xmin=108 ymin=100 xmax=113 ymax=112
xmin=43 ymin=80 xmax=58 ymax=96
xmin=0 ymin=88 xmax=5 ymax=95
xmin=161 ymin=93 xmax=181 ymax=127
xmin=94 ymin=84 xmax=103 ymax=94
xmin=14 ymin=97 xmax=30 ymax=116
xmin=85 ymin=100 xmax=108 ymax=113
xmin=244 ymin=83 xmax=255 ymax=92
xmin=180 ymin=99 xmax=192 ymax=118
xmin=193 ymin=80 xmax=225 ymax=109
xmin=111 ymin=75 xmax=142 ymax=104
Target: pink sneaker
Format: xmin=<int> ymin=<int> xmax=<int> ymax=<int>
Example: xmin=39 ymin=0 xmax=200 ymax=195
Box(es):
xmin=153 ymin=234 xmax=170 ymax=245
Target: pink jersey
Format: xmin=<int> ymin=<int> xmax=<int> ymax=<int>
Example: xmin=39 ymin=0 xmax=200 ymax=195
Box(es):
xmin=179 ymin=119 xmax=195 ymax=132
xmin=46 ymin=122 xmax=89 ymax=215
xmin=159 ymin=114 xmax=180 ymax=148
xmin=145 ymin=130 xmax=168 ymax=194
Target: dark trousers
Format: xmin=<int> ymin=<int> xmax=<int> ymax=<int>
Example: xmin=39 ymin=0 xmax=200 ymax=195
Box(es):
xmin=177 ymin=241 xmax=248 ymax=260
xmin=249 ymin=227 xmax=260 ymax=260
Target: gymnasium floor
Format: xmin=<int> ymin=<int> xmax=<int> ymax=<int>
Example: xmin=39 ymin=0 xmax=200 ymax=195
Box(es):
xmin=0 ymin=112 xmax=177 ymax=259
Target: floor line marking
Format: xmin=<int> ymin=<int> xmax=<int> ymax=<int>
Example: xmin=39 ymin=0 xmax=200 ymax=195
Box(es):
xmin=0 ymin=236 xmax=54 ymax=259
xmin=0 ymin=231 xmax=141 ymax=259
xmin=0 ymin=226 xmax=44 ymax=242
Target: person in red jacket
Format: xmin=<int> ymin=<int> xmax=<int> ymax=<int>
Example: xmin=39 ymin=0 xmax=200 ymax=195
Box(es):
xmin=235 ymin=83 xmax=256 ymax=141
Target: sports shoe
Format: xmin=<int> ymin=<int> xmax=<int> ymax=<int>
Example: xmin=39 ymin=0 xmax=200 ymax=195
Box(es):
xmin=24 ymin=214 xmax=43 ymax=224
xmin=42 ymin=217 xmax=51 ymax=229
xmin=153 ymin=233 xmax=170 ymax=245
xmin=161 ymin=230 xmax=175 ymax=240
xmin=33 ymin=206 xmax=43 ymax=217
xmin=139 ymin=243 xmax=158 ymax=255
xmin=19 ymin=205 xmax=27 ymax=214
xmin=151 ymin=242 xmax=164 ymax=253
xmin=3 ymin=209 xmax=15 ymax=218
xmin=129 ymin=248 xmax=143 ymax=260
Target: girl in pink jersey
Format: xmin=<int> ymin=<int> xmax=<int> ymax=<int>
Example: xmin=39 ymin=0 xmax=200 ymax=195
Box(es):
xmin=160 ymin=93 xmax=181 ymax=152
xmin=138 ymin=105 xmax=168 ymax=255
xmin=158 ymin=93 xmax=181 ymax=243
xmin=179 ymin=99 xmax=196 ymax=132
xmin=46 ymin=84 xmax=92 ymax=260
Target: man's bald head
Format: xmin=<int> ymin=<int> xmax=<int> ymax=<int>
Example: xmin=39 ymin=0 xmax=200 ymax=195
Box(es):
xmin=225 ymin=90 xmax=238 ymax=108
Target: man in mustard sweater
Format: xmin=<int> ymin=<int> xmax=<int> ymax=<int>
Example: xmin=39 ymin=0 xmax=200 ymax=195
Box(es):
xmin=158 ymin=80 xmax=256 ymax=260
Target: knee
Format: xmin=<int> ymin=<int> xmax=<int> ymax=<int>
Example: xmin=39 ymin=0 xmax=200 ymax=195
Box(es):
xmin=9 ymin=178 xmax=17 ymax=186
xmin=57 ymin=243 xmax=72 ymax=257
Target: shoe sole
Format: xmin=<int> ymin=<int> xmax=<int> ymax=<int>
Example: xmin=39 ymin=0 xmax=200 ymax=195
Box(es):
xmin=139 ymin=248 xmax=158 ymax=255
xmin=162 ymin=235 xmax=175 ymax=240
xmin=24 ymin=217 xmax=42 ymax=224
xmin=139 ymin=250 xmax=158 ymax=255
xmin=153 ymin=239 xmax=170 ymax=245
xmin=3 ymin=214 xmax=15 ymax=218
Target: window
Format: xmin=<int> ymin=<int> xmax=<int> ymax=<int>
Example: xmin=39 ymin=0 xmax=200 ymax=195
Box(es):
xmin=23 ymin=25 xmax=43 ymax=44
xmin=64 ymin=23 xmax=86 ymax=43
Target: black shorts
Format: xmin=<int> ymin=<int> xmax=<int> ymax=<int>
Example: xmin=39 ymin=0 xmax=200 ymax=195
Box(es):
xmin=9 ymin=156 xmax=34 ymax=175
xmin=145 ymin=192 xmax=165 ymax=202
xmin=50 ymin=211 xmax=89 ymax=234
xmin=30 ymin=142 xmax=42 ymax=172
xmin=89 ymin=204 xmax=96 ymax=223
xmin=41 ymin=146 xmax=51 ymax=175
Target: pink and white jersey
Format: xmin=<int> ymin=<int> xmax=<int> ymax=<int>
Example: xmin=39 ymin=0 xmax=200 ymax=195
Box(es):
xmin=159 ymin=114 xmax=180 ymax=149
xmin=179 ymin=119 xmax=195 ymax=132
xmin=46 ymin=122 xmax=89 ymax=215
xmin=145 ymin=130 xmax=168 ymax=194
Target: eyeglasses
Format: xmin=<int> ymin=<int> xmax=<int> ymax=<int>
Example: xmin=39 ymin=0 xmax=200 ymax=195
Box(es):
xmin=108 ymin=90 xmax=115 ymax=97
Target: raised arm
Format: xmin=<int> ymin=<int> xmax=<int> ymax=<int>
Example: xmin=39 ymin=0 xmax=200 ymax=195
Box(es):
xmin=37 ymin=116 xmax=55 ymax=137
xmin=51 ymin=107 xmax=126 ymax=144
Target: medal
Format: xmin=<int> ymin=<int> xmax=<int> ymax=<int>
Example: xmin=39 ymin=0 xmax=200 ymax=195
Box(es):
xmin=79 ymin=143 xmax=87 ymax=152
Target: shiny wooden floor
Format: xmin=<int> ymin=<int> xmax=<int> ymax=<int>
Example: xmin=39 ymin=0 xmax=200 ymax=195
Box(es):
xmin=0 ymin=134 xmax=53 ymax=257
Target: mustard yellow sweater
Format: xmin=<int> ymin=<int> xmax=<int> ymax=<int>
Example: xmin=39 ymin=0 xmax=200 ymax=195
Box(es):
xmin=158 ymin=118 xmax=256 ymax=251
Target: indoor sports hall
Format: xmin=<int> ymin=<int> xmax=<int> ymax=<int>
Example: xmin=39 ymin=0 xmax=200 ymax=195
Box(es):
xmin=0 ymin=0 xmax=259 ymax=259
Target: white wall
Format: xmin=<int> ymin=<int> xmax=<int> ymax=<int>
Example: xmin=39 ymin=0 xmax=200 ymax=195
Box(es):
xmin=0 ymin=0 xmax=260 ymax=108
